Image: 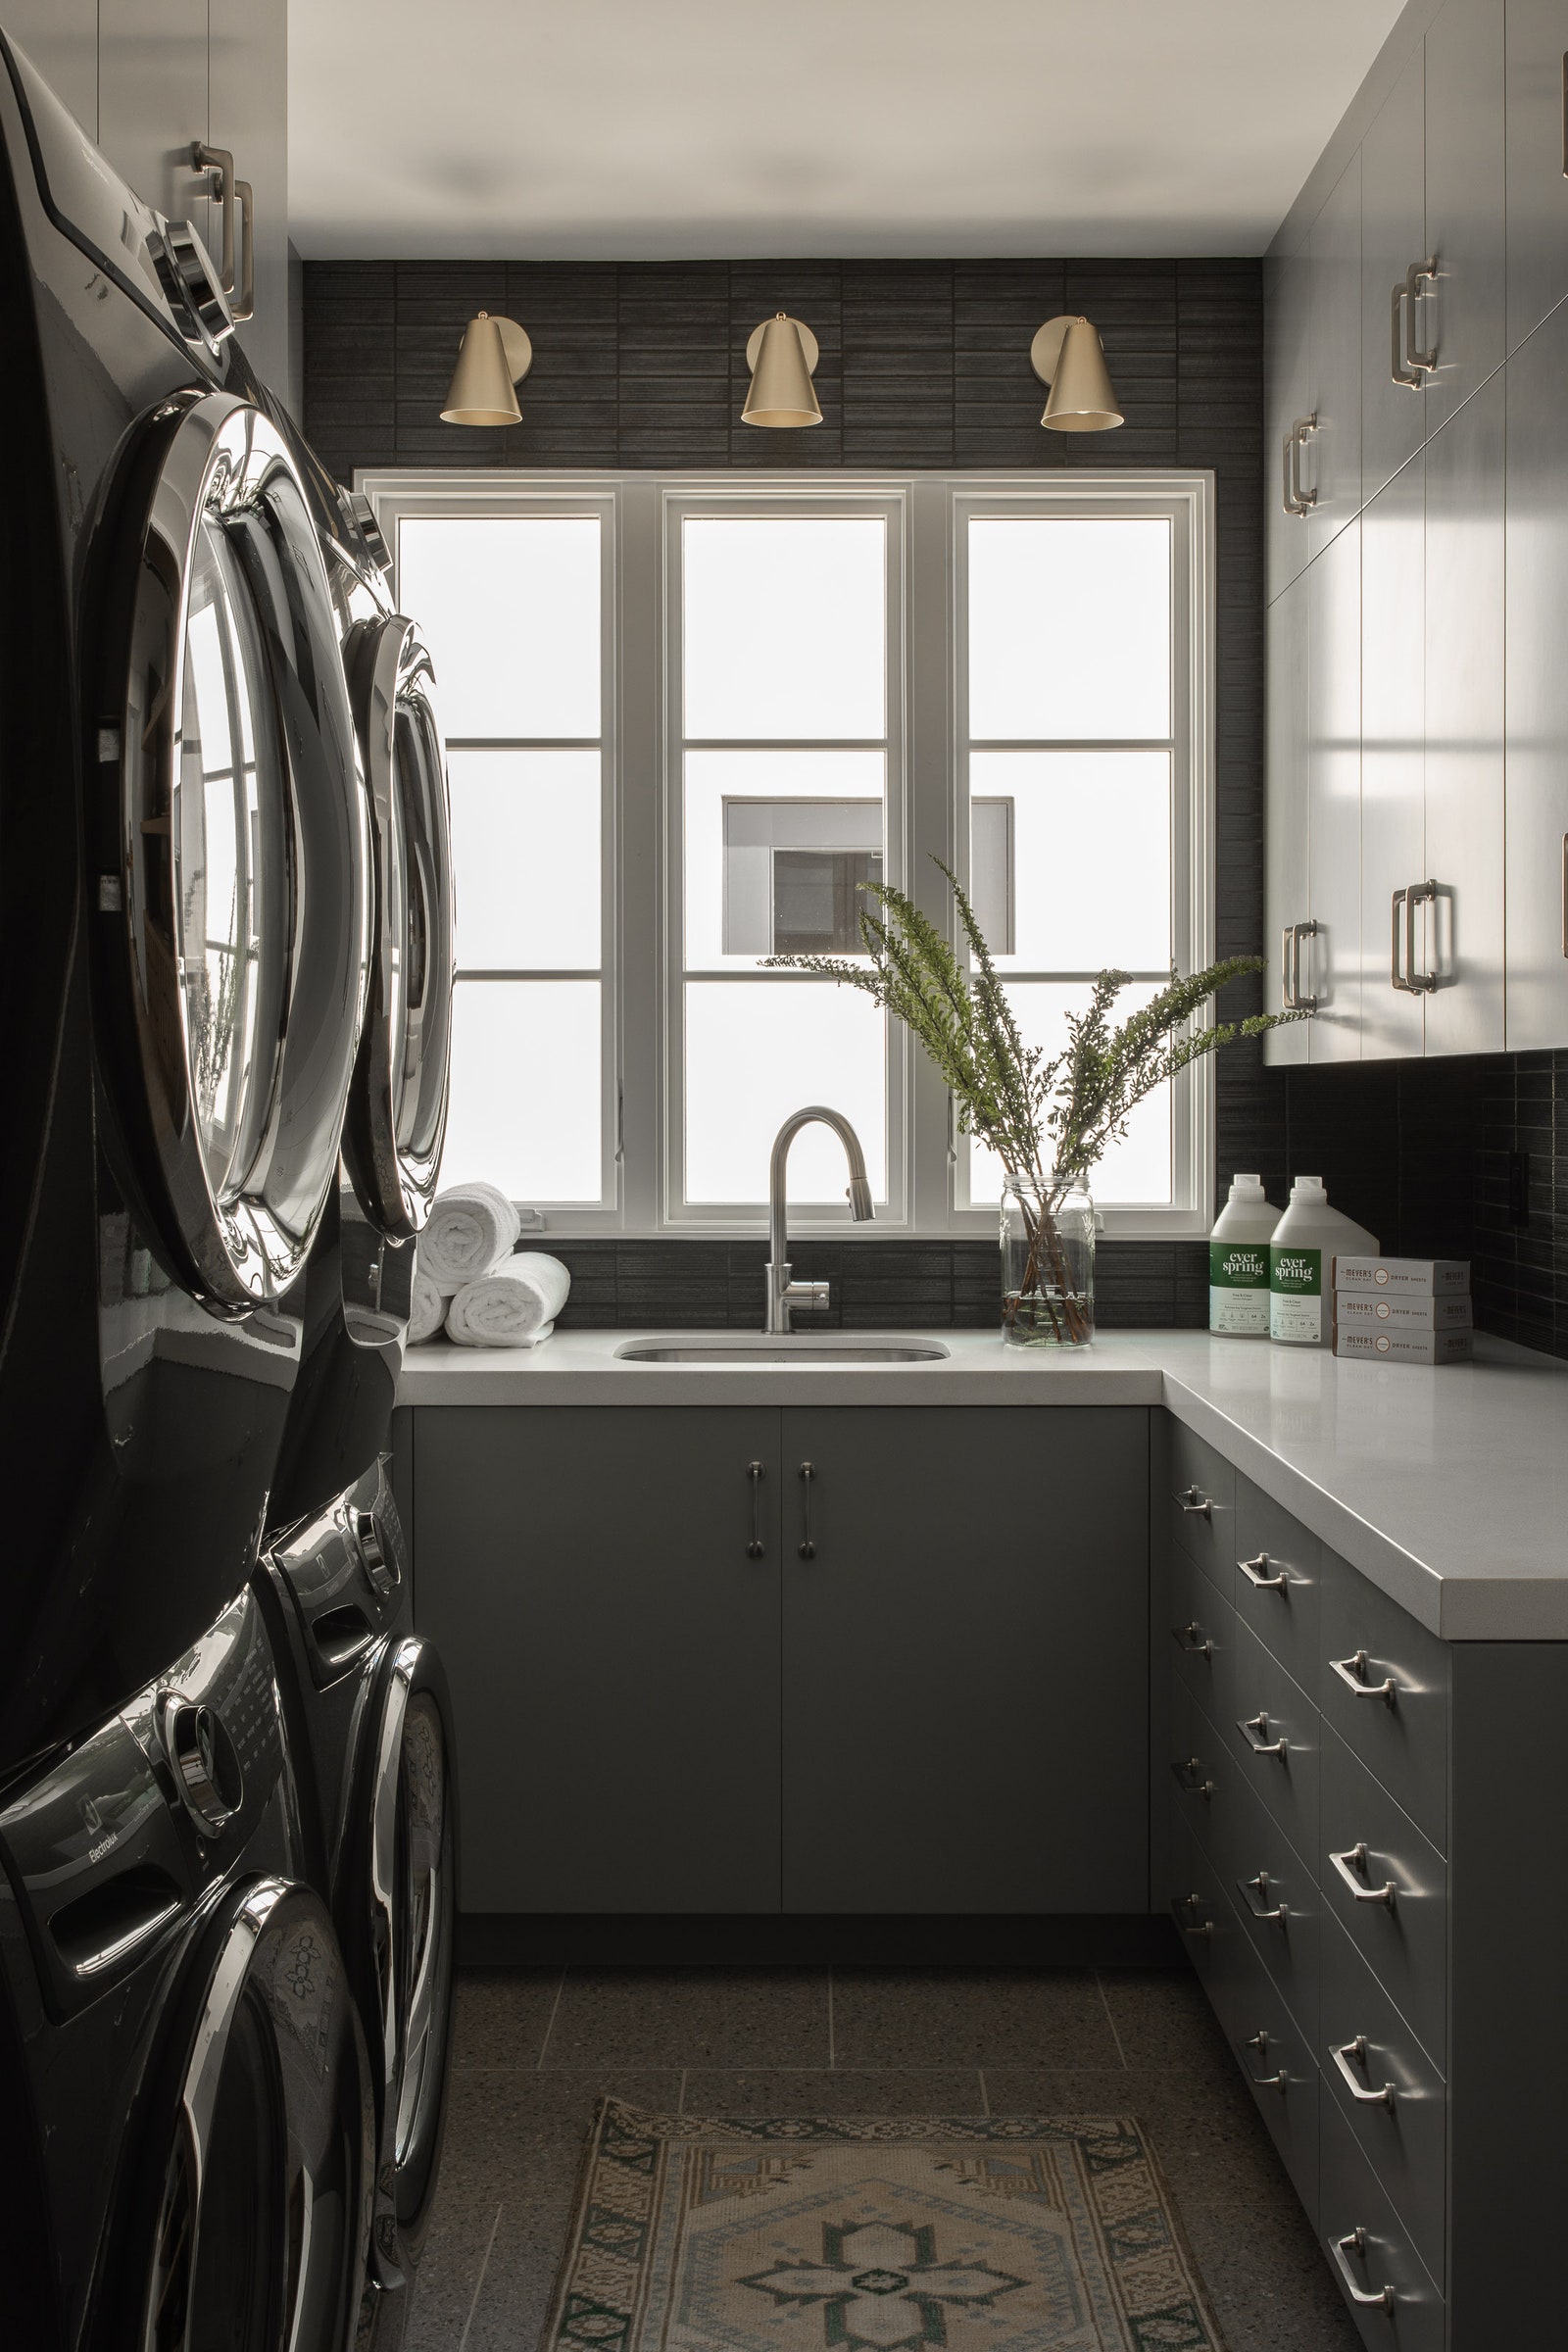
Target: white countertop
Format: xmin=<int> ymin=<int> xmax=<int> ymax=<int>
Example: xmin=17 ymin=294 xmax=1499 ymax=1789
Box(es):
xmin=398 ymin=1327 xmax=1568 ymax=1642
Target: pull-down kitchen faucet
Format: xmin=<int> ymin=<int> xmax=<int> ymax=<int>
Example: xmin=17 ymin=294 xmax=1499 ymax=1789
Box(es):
xmin=765 ymin=1106 xmax=874 ymax=1333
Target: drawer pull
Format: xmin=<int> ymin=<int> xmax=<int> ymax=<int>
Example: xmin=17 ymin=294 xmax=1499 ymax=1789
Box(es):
xmin=1178 ymin=1485 xmax=1212 ymax=1518
xmin=1243 ymin=2030 xmax=1290 ymax=2091
xmin=1173 ymin=1892 xmax=1213 ymax=1937
xmin=1172 ymin=1621 xmax=1215 ymax=1659
xmin=1171 ymin=1755 xmax=1216 ymax=1799
xmin=746 ymin=1460 xmax=765 ymax=1558
xmin=1331 ymin=1648 xmax=1398 ymax=1705
xmin=1332 ymin=2034 xmax=1397 ymax=2109
xmin=1239 ymin=1710 xmax=1289 ymax=1758
xmin=1239 ymin=1551 xmax=1291 ymax=1591
xmin=797 ymin=1461 xmax=816 ymax=1559
xmin=1329 ymin=2226 xmax=1396 ymax=2312
xmin=1239 ymin=1869 xmax=1290 ymax=1925
xmin=1331 ymin=1842 xmax=1398 ymax=1908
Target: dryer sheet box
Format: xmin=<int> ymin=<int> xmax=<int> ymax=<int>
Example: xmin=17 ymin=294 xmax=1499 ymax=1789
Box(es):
xmin=1332 ymin=1255 xmax=1471 ymax=1296
xmin=1333 ymin=1327 xmax=1475 ymax=1364
xmin=1335 ymin=1294 xmax=1474 ymax=1333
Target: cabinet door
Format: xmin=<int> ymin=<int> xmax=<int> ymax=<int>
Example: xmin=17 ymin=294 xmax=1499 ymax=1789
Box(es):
xmin=1504 ymin=299 xmax=1568 ymax=1047
xmin=1265 ymin=242 xmax=1315 ymax=603
xmin=209 ymin=0 xmax=288 ymax=394
xmin=1359 ymin=452 xmax=1426 ymax=1059
xmin=1265 ymin=573 xmax=1311 ymax=1066
xmin=1424 ymin=0 xmax=1507 ymax=434
xmin=1505 ymin=0 xmax=1568 ymax=351
xmin=2 ymin=1 xmax=97 ymax=136
xmin=1307 ymin=152 xmax=1363 ymax=562
xmin=1362 ymin=43 xmax=1427 ymax=507
xmin=98 ymin=0 xmax=208 ymax=222
xmin=1425 ymin=369 xmax=1505 ymax=1053
xmin=779 ymin=1406 xmax=1150 ymax=1913
xmin=1307 ymin=521 xmax=1363 ymax=1061
xmin=413 ymin=1405 xmax=784 ymax=1913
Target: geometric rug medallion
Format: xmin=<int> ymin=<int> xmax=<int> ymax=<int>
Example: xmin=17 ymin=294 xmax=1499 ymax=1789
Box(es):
xmin=541 ymin=2102 xmax=1228 ymax=2352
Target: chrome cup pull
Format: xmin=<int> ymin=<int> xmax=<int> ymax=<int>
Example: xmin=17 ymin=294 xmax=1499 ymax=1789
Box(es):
xmin=1242 ymin=2029 xmax=1290 ymax=2091
xmin=1332 ymin=2034 xmax=1396 ymax=2109
xmin=1238 ymin=1869 xmax=1289 ymax=1925
xmin=1173 ymin=1892 xmax=1213 ymax=1938
xmin=1239 ymin=1710 xmax=1289 ymax=1758
xmin=1329 ymin=2227 xmax=1396 ymax=2312
xmin=1331 ymin=1648 xmax=1398 ymax=1705
xmin=746 ymin=1459 xmax=765 ymax=1558
xmin=797 ymin=1461 xmax=816 ymax=1559
xmin=1239 ymin=1552 xmax=1290 ymax=1591
xmin=1178 ymin=1485 xmax=1212 ymax=1518
xmin=1171 ymin=1755 xmax=1216 ymax=1800
xmin=1173 ymin=1621 xmax=1215 ymax=1659
xmin=1331 ymin=1841 xmax=1398 ymax=1908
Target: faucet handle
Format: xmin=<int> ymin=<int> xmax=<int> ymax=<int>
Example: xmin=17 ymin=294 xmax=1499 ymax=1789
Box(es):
xmin=785 ymin=1279 xmax=830 ymax=1317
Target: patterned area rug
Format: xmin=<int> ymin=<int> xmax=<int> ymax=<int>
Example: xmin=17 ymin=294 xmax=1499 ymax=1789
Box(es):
xmin=542 ymin=2102 xmax=1227 ymax=2352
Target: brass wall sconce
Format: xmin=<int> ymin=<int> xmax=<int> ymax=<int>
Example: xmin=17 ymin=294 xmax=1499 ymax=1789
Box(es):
xmin=1030 ymin=315 xmax=1123 ymax=432
xmin=742 ymin=314 xmax=822 ymax=427
xmin=441 ymin=312 xmax=534 ymax=425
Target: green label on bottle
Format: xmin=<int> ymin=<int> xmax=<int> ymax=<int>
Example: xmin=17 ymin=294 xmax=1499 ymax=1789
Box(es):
xmin=1270 ymin=1245 xmax=1323 ymax=1342
xmin=1210 ymin=1244 xmax=1269 ymax=1290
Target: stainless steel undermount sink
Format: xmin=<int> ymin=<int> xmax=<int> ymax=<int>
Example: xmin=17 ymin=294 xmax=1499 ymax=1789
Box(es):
xmin=613 ymin=1334 xmax=951 ymax=1366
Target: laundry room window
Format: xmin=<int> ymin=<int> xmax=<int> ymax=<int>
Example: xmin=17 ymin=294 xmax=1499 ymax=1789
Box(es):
xmin=393 ymin=503 xmax=616 ymax=1213
xmin=364 ymin=471 xmax=1212 ymax=1238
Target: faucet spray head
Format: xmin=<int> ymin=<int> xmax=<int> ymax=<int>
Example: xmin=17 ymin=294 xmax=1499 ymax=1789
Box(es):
xmin=847 ymin=1176 xmax=875 ymax=1222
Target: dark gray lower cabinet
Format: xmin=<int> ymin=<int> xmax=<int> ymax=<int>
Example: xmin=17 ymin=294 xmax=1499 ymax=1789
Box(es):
xmin=411 ymin=1403 xmax=1150 ymax=1917
xmin=779 ymin=1407 xmax=1150 ymax=1913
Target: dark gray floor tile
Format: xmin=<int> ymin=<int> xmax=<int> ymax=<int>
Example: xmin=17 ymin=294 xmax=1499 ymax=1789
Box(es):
xmin=1178 ymin=2203 xmax=1362 ymax=2351
xmin=981 ymin=2065 xmax=1294 ymax=2215
xmin=832 ymin=1968 xmax=1119 ymax=2067
xmin=1097 ymin=1966 xmax=1235 ymax=2070
xmin=546 ymin=1967 xmax=829 ymax=2068
xmin=450 ymin=1966 xmax=563 ymax=2070
xmin=682 ymin=2069 xmax=984 ymax=2117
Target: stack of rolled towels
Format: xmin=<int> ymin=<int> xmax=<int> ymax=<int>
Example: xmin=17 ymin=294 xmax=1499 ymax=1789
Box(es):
xmin=409 ymin=1183 xmax=570 ymax=1348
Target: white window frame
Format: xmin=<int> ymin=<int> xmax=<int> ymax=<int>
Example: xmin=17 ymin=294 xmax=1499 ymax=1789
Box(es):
xmin=360 ymin=466 xmax=1214 ymax=1241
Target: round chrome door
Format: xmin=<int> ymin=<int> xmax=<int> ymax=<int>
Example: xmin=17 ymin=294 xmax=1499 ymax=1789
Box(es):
xmin=102 ymin=392 xmax=372 ymax=1310
xmin=140 ymin=1879 xmax=374 ymax=2352
xmin=339 ymin=616 xmax=455 ymax=1240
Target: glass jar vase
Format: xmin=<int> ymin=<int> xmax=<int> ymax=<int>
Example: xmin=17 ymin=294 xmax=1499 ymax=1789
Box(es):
xmin=1001 ymin=1171 xmax=1096 ymax=1348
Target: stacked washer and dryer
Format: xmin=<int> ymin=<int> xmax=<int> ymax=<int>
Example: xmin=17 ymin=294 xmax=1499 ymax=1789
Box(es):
xmin=0 ymin=28 xmax=458 ymax=2352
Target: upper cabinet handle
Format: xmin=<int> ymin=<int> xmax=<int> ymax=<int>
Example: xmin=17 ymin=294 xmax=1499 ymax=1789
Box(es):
xmin=1282 ymin=414 xmax=1317 ymax=515
xmin=1331 ymin=1648 xmax=1399 ymax=1704
xmin=232 ymin=176 xmax=255 ymax=321
xmin=1285 ymin=919 xmax=1320 ymax=1013
xmin=1406 ymin=258 xmax=1439 ymax=373
xmin=1239 ymin=1552 xmax=1290 ymax=1591
xmin=797 ymin=1461 xmax=816 ymax=1559
xmin=1391 ymin=277 xmax=1421 ymax=388
xmin=1392 ymin=261 xmax=1438 ymax=386
xmin=191 ymin=142 xmax=255 ymax=321
xmin=1391 ymin=886 xmax=1411 ymax=992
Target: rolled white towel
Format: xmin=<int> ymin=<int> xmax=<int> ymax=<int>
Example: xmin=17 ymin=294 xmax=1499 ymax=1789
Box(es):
xmin=444 ymin=1253 xmax=571 ymax=1348
xmin=408 ymin=1266 xmax=448 ymax=1345
xmin=418 ymin=1183 xmax=520 ymax=1291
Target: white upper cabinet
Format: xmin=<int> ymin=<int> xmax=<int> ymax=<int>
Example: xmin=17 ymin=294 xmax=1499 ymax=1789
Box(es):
xmin=1359 ymin=450 xmax=1427 ymax=1061
xmin=1305 ymin=520 xmax=1363 ymax=1062
xmin=1307 ymin=153 xmax=1363 ymax=562
xmin=1504 ymin=0 xmax=1568 ymax=352
xmin=1265 ymin=574 xmax=1312 ymax=1067
xmin=1423 ymin=0 xmax=1507 ymax=434
xmin=1503 ymin=300 xmax=1568 ymax=1050
xmin=1265 ymin=241 xmax=1316 ymax=604
xmin=1362 ymin=47 xmax=1428 ymax=510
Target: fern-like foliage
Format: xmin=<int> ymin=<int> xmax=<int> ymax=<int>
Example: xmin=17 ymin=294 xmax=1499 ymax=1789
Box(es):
xmin=765 ymin=858 xmax=1303 ymax=1200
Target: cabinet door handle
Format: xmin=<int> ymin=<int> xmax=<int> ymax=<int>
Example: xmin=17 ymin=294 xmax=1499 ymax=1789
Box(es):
xmin=1405 ymin=258 xmax=1438 ymax=373
xmin=231 ymin=176 xmax=255 ymax=321
xmin=797 ymin=1461 xmax=816 ymax=1558
xmin=1330 ymin=1841 xmax=1398 ymax=1907
xmin=1242 ymin=2030 xmax=1290 ymax=2090
xmin=1287 ymin=918 xmax=1320 ymax=1012
xmin=1330 ymin=1648 xmax=1398 ymax=1705
xmin=1391 ymin=886 xmax=1411 ymax=991
xmin=1172 ymin=1620 xmax=1215 ymax=1658
xmin=1173 ymin=1892 xmax=1213 ymax=1937
xmin=1329 ymin=2228 xmax=1397 ymax=2312
xmin=1282 ymin=416 xmax=1316 ymax=514
xmin=1171 ymin=1755 xmax=1216 ymax=1799
xmin=192 ymin=140 xmax=237 ymax=294
xmin=1239 ymin=1711 xmax=1290 ymax=1758
xmin=1238 ymin=1869 xmax=1290 ymax=1924
xmin=1178 ymin=1485 xmax=1211 ymax=1518
xmin=1391 ymin=276 xmax=1421 ymax=387
xmin=1406 ymin=877 xmax=1439 ymax=992
xmin=1331 ymin=2034 xmax=1397 ymax=2108
xmin=746 ymin=1460 xmax=765 ymax=1558
xmin=1239 ymin=1552 xmax=1290 ymax=1591
xmin=1280 ymin=923 xmax=1297 ymax=1008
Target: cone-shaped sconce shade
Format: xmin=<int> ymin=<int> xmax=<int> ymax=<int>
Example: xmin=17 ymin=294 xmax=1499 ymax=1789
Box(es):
xmin=742 ymin=314 xmax=822 ymax=427
xmin=1030 ymin=315 xmax=1123 ymax=433
xmin=441 ymin=312 xmax=533 ymax=426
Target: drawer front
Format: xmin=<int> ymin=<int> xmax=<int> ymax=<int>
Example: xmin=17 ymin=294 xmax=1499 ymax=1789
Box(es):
xmin=1321 ymin=1727 xmax=1447 ymax=2075
xmin=1321 ymin=1546 xmax=1450 ymax=1854
xmin=1167 ymin=1673 xmax=1242 ymax=1874
xmin=1225 ymin=1773 xmax=1320 ymax=2046
xmin=1226 ymin=1612 xmax=1321 ymax=1867
xmin=1321 ymin=1910 xmax=1446 ymax=2289
xmin=1169 ymin=1543 xmax=1236 ymax=1722
xmin=1205 ymin=1891 xmax=1321 ymax=2224
xmin=1234 ymin=1471 xmax=1322 ymax=1688
xmin=1319 ymin=2096 xmax=1445 ymax=2352
xmin=1167 ymin=1417 xmax=1238 ymax=1587
xmin=1168 ymin=1812 xmax=1252 ymax=2012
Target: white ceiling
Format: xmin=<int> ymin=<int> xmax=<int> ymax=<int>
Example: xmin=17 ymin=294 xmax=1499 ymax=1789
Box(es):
xmin=289 ymin=0 xmax=1403 ymax=261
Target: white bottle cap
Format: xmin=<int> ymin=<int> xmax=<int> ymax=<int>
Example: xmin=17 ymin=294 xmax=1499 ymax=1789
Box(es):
xmin=1290 ymin=1174 xmax=1328 ymax=1201
xmin=1229 ymin=1173 xmax=1266 ymax=1199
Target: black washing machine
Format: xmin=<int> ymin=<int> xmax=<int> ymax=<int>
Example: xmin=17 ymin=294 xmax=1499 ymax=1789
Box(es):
xmin=0 ymin=29 xmax=372 ymax=1779
xmin=0 ymin=1584 xmax=377 ymax=2352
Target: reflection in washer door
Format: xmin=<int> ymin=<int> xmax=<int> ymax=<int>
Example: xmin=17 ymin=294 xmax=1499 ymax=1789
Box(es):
xmin=94 ymin=389 xmax=372 ymax=1312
